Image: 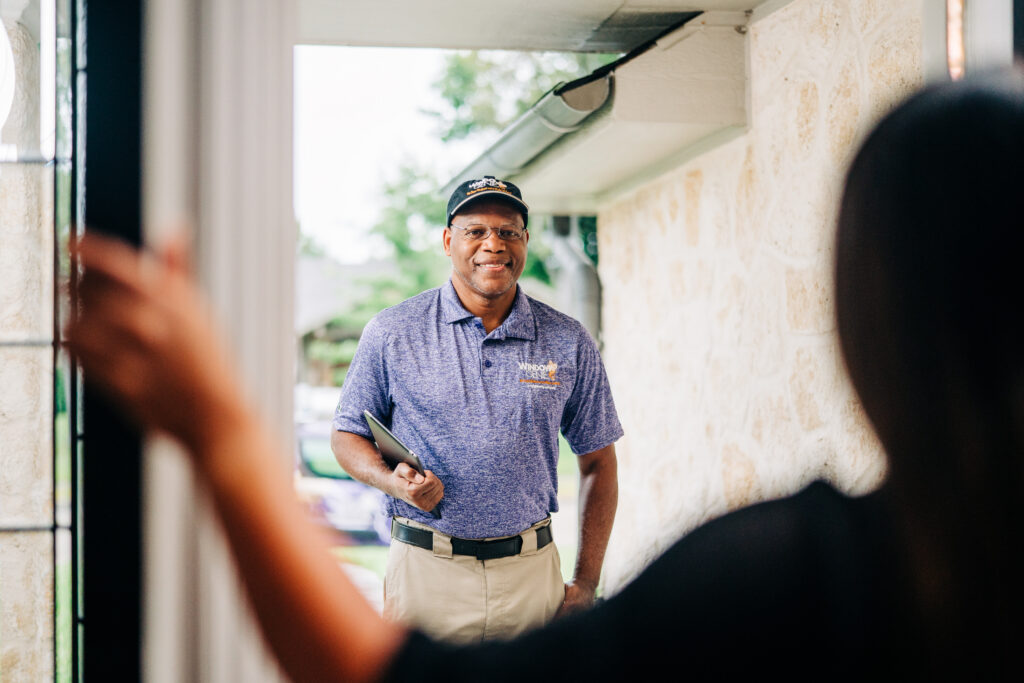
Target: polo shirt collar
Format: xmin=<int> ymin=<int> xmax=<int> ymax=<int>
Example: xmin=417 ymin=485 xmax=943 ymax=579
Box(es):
xmin=440 ymin=280 xmax=537 ymax=341
xmin=441 ymin=280 xmax=475 ymax=323
xmin=498 ymin=287 xmax=536 ymax=340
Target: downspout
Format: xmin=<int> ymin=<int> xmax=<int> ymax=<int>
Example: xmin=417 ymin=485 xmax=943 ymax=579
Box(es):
xmin=548 ymin=215 xmax=602 ymax=345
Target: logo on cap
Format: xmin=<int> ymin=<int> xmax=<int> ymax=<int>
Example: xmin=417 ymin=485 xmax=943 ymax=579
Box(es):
xmin=468 ymin=178 xmax=508 ymax=191
xmin=447 ymin=175 xmax=529 ymax=227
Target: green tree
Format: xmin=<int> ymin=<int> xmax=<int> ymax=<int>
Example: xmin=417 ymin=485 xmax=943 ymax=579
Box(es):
xmin=297 ymin=231 xmax=327 ymax=258
xmin=429 ymin=51 xmax=619 ymax=142
xmin=370 ymin=164 xmax=449 ymax=296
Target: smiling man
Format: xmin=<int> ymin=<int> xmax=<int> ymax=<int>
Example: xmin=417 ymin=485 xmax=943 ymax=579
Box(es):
xmin=332 ymin=176 xmax=622 ymax=644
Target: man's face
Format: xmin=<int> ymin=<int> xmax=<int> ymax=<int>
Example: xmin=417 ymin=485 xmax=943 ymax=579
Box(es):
xmin=443 ymin=200 xmax=529 ymax=301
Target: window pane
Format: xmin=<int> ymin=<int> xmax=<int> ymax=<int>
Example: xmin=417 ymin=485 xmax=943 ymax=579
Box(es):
xmin=0 ymin=162 xmax=54 ymax=343
xmin=55 ymin=0 xmax=72 ymax=162
xmin=55 ymin=528 xmax=72 ymax=683
xmin=0 ymin=531 xmax=55 ymax=680
xmin=0 ymin=346 xmax=54 ymax=528
xmin=55 ymin=347 xmax=72 ymax=529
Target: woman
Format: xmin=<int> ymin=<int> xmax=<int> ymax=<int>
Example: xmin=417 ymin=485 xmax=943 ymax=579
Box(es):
xmin=69 ymin=69 xmax=1024 ymax=680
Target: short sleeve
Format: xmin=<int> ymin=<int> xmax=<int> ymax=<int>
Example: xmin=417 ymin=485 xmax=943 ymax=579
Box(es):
xmin=560 ymin=328 xmax=623 ymax=455
xmin=332 ymin=317 xmax=392 ymax=439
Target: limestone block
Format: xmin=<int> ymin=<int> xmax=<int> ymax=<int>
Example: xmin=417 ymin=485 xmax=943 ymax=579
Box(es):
xmin=741 ymin=258 xmax=787 ymax=377
xmin=0 ymin=532 xmax=54 ymax=682
xmin=682 ymin=170 xmax=702 ymax=247
xmin=720 ymin=442 xmax=762 ymax=510
xmin=784 ymin=261 xmax=835 ymax=334
xmin=787 ymin=342 xmax=846 ymax=432
xmin=0 ymin=347 xmax=53 ymax=527
xmin=833 ymin=393 xmax=887 ymax=493
xmin=0 ymin=163 xmax=53 ymax=342
xmin=865 ymin=12 xmax=923 ymax=124
xmin=826 ymin=59 xmax=863 ymax=166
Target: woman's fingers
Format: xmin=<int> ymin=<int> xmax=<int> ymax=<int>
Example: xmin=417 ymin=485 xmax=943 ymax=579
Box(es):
xmin=157 ymin=230 xmax=193 ymax=275
xmin=73 ymin=234 xmax=153 ymax=298
xmin=66 ymin=230 xmax=243 ymax=448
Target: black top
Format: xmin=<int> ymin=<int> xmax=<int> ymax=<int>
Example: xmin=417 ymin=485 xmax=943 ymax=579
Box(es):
xmin=386 ymin=482 xmax=906 ymax=681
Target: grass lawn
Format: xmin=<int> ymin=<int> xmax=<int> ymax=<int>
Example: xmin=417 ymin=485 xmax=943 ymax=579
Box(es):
xmin=332 ymin=543 xmax=389 ymax=577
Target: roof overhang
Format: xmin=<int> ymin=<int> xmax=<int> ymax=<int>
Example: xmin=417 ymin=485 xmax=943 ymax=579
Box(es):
xmin=446 ymin=12 xmax=750 ymax=214
xmin=297 ymin=0 xmax=762 ymax=51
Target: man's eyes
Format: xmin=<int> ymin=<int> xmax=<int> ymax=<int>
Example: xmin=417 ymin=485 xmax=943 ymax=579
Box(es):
xmin=457 ymin=227 xmax=524 ymax=241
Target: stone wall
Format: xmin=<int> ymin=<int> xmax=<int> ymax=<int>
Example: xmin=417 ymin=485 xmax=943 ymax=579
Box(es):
xmin=1 ymin=15 xmax=55 ymax=682
xmin=597 ymin=0 xmax=923 ymax=591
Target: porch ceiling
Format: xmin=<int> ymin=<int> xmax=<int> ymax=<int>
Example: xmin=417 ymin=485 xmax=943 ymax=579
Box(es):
xmin=297 ymin=0 xmax=766 ymax=51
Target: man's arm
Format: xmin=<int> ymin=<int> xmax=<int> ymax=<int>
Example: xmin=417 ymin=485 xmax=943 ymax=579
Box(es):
xmin=331 ymin=430 xmax=444 ymax=513
xmin=556 ymin=443 xmax=618 ymax=617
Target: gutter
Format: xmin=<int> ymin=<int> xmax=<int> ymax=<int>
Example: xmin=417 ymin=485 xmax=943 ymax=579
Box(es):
xmin=440 ymin=13 xmax=701 ymax=196
xmin=439 ymin=73 xmax=613 ymax=195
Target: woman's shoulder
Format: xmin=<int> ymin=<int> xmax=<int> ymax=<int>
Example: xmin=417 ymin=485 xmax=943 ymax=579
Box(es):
xmin=638 ymin=480 xmax=890 ymax=594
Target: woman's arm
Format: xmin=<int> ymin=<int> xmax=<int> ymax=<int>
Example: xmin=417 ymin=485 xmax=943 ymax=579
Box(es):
xmin=67 ymin=233 xmax=407 ymax=682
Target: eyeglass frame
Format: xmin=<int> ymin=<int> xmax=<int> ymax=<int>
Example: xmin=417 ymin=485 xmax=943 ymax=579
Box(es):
xmin=447 ymin=224 xmax=528 ymax=243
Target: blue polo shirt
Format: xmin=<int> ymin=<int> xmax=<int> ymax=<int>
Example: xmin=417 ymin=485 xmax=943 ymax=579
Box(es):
xmin=333 ymin=280 xmax=623 ymax=539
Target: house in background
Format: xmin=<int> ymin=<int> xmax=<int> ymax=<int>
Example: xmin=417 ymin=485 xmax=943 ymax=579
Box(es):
xmin=295 ymin=254 xmax=397 ymax=385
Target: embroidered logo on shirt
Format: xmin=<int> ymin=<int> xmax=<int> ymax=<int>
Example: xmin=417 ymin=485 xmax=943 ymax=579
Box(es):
xmin=518 ymin=360 xmax=560 ymax=389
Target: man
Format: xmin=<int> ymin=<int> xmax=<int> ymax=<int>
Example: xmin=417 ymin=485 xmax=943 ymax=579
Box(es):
xmin=331 ymin=176 xmax=622 ymax=644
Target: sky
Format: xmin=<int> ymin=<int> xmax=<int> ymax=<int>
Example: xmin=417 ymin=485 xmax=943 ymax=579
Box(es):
xmin=293 ymin=46 xmax=481 ymax=264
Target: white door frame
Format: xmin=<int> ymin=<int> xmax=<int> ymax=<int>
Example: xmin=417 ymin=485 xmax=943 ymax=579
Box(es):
xmin=142 ymin=0 xmax=295 ymax=679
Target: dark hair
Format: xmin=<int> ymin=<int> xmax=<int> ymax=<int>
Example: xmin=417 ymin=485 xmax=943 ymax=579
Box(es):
xmin=835 ymin=68 xmax=1024 ymax=674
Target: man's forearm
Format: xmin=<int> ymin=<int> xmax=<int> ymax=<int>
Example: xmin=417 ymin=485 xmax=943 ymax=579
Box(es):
xmin=331 ymin=430 xmax=445 ymax=512
xmin=573 ymin=445 xmax=619 ymax=591
xmin=331 ymin=430 xmax=398 ymax=495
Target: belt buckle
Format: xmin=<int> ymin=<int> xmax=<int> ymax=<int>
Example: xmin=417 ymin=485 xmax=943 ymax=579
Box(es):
xmin=475 ymin=536 xmax=521 ymax=561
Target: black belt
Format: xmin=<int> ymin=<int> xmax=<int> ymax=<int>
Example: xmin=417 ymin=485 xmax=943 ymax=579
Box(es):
xmin=391 ymin=519 xmax=553 ymax=561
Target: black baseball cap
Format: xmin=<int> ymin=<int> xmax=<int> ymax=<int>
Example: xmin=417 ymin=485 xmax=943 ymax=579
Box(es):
xmin=446 ymin=176 xmax=530 ymax=228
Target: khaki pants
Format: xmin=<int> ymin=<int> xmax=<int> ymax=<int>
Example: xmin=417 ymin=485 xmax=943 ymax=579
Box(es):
xmin=383 ymin=517 xmax=565 ymax=644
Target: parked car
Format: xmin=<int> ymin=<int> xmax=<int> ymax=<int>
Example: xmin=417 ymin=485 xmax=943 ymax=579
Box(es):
xmin=294 ymin=420 xmax=390 ymax=545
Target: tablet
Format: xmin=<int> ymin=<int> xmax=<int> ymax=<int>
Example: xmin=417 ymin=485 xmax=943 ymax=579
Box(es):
xmin=363 ymin=410 xmax=425 ymax=474
xmin=363 ymin=411 xmax=441 ymax=519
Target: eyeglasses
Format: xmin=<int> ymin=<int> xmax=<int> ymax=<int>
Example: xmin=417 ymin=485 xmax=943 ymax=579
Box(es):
xmin=449 ymin=225 xmax=527 ymax=242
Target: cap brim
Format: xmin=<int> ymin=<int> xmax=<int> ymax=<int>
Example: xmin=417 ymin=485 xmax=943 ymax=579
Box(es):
xmin=448 ymin=190 xmax=530 ymax=224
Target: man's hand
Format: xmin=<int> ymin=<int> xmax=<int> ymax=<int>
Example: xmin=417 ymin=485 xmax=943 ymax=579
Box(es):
xmin=555 ymin=579 xmax=597 ymax=619
xmin=390 ymin=463 xmax=444 ymax=512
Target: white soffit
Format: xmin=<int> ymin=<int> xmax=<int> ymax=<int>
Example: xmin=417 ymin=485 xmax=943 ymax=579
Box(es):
xmin=512 ymin=12 xmax=748 ymax=214
xmin=297 ymin=0 xmax=765 ymax=50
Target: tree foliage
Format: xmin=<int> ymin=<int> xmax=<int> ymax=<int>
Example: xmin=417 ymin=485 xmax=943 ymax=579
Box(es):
xmin=428 ymin=51 xmax=618 ymax=142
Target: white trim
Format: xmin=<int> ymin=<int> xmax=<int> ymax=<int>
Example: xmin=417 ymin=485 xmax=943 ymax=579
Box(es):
xmin=965 ymin=0 xmax=1014 ymax=72
xmin=143 ymin=0 xmax=295 ymax=680
xmin=749 ymin=0 xmax=797 ymax=24
xmin=921 ymin=0 xmax=950 ymax=83
xmin=594 ymin=125 xmax=747 ymax=213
